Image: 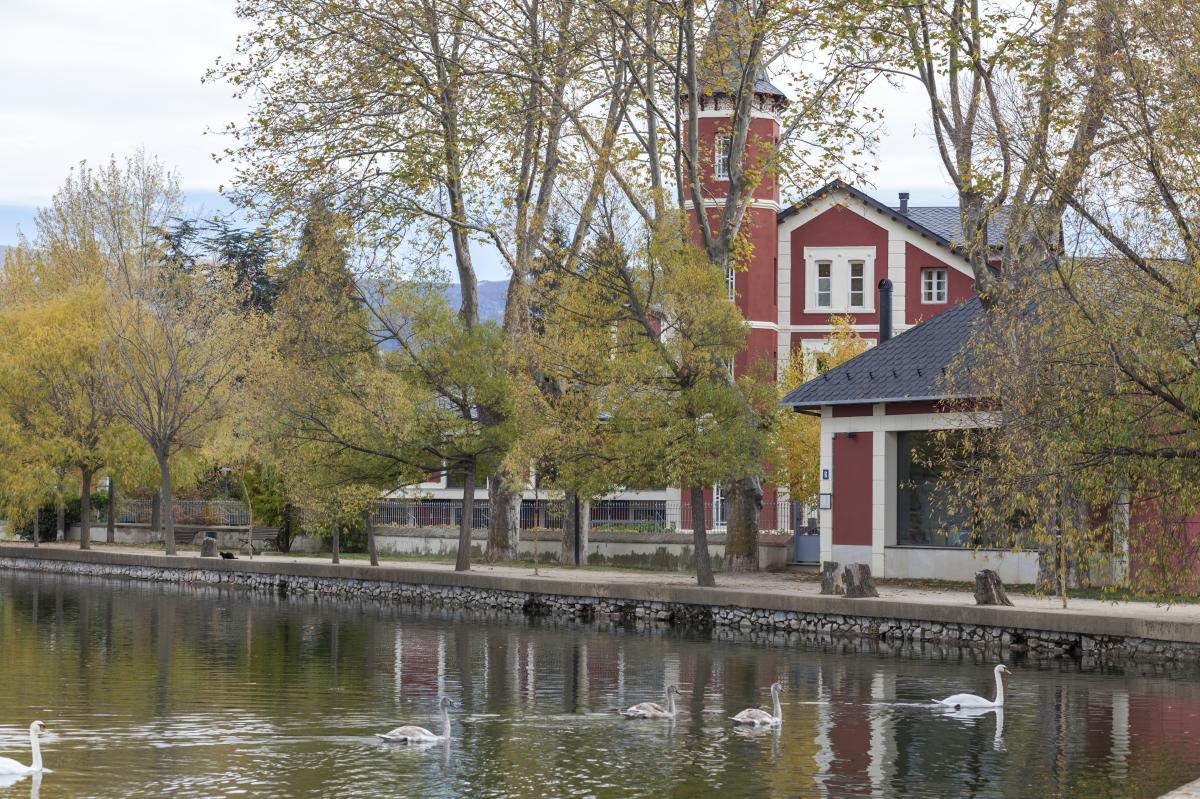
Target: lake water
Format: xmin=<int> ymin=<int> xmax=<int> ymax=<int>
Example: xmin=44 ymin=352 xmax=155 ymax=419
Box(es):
xmin=0 ymin=571 xmax=1199 ymax=798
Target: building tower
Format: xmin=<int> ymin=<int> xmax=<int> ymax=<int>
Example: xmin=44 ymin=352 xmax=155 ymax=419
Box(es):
xmin=689 ymin=17 xmax=789 ymax=378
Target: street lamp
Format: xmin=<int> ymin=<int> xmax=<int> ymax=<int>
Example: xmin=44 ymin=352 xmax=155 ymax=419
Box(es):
xmin=221 ymin=466 xmax=254 ymax=560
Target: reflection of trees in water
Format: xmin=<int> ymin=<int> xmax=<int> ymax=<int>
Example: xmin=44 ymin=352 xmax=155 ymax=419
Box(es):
xmin=6 ymin=574 xmax=1200 ymax=797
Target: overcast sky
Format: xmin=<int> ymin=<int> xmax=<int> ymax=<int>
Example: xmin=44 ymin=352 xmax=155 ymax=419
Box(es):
xmin=1 ymin=0 xmax=958 ymax=280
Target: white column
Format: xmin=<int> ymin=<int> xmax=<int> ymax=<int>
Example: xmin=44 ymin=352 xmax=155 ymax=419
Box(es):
xmin=778 ymin=226 xmax=793 ymax=379
xmin=819 ymin=407 xmax=834 ymax=564
xmin=888 ymin=235 xmax=907 ymax=333
xmin=871 ymin=404 xmax=887 ymax=576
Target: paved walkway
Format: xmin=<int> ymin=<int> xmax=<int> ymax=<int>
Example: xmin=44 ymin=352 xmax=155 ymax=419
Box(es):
xmin=5 ymin=540 xmax=1200 ymax=628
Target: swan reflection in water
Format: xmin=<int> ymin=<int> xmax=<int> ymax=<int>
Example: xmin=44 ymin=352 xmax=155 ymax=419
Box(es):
xmin=0 ymin=771 xmax=42 ymax=799
xmin=938 ymin=705 xmax=1006 ymax=752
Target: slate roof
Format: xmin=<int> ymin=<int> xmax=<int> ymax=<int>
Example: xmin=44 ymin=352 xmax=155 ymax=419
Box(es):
xmin=781 ymin=297 xmax=985 ymax=408
xmin=897 ymin=205 xmax=1010 ymax=249
xmin=779 ymin=179 xmax=1009 ymax=255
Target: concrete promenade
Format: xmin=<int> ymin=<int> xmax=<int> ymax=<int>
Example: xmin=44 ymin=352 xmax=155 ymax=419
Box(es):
xmin=5 ymin=541 xmax=1200 ymax=647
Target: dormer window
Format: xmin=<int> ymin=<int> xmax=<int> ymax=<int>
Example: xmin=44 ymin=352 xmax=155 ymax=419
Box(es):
xmin=803 ymin=247 xmax=877 ymax=314
xmin=715 ymin=134 xmax=732 ymax=180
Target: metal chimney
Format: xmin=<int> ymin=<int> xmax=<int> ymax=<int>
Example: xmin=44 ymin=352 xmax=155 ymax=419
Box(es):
xmin=878 ymin=278 xmax=893 ymax=343
xmin=898 ymin=192 xmax=910 ymax=214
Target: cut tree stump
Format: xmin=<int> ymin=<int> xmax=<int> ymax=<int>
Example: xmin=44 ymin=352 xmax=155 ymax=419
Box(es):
xmin=820 ymin=561 xmax=845 ymax=595
xmin=843 ymin=563 xmax=879 ymax=598
xmin=974 ymin=569 xmax=1014 ymax=606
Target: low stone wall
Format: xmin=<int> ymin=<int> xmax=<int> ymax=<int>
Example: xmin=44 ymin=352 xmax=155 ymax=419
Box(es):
xmin=4 ymin=547 xmax=1200 ymax=666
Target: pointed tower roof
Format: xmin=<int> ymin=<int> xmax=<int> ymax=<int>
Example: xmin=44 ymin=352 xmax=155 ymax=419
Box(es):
xmin=694 ymin=0 xmax=789 ymax=105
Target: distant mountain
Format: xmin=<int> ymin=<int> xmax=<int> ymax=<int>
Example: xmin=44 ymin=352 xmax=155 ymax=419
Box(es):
xmin=442 ymin=279 xmax=509 ymax=323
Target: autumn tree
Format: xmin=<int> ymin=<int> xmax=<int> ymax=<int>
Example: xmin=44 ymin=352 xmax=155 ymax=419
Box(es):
xmin=214 ymin=0 xmax=639 ymax=560
xmin=938 ymin=0 xmax=1200 ymax=603
xmin=96 ymin=155 xmax=256 ymax=556
xmin=517 ymin=216 xmax=767 ymax=586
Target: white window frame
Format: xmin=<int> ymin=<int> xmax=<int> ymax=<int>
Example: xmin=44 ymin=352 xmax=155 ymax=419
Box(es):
xmin=725 ymin=265 xmax=736 ymax=301
xmin=848 ymin=261 xmax=866 ymax=309
xmin=803 ymin=246 xmax=877 ymax=314
xmin=714 ymin=134 xmax=732 ymax=180
xmin=921 ymin=268 xmax=948 ymax=304
xmin=815 ymin=261 xmax=832 ymax=309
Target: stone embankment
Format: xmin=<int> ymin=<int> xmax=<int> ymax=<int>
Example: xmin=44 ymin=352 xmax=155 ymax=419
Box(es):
xmin=4 ymin=546 xmax=1200 ymax=666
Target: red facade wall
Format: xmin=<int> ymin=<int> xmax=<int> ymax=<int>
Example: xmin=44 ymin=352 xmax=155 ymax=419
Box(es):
xmin=904 ymin=242 xmax=974 ymax=326
xmin=790 ymin=206 xmax=888 ymax=327
xmin=832 ymin=432 xmax=872 ymax=545
xmin=694 ymin=115 xmax=779 ymax=204
xmin=690 ymin=113 xmax=779 ymax=376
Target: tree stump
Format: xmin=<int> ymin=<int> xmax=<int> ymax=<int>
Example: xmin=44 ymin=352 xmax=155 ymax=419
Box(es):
xmin=974 ymin=569 xmax=1014 ymax=606
xmin=843 ymin=563 xmax=879 ymax=598
xmin=200 ymin=534 xmax=217 ymax=558
xmin=820 ymin=561 xmax=845 ymax=595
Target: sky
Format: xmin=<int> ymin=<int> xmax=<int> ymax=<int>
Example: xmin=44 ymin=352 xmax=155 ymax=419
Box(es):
xmin=0 ymin=0 xmax=959 ymax=281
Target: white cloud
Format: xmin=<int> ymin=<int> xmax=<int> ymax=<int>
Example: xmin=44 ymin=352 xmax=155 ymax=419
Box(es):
xmin=0 ymin=0 xmax=245 ymax=205
xmin=0 ymin=1 xmax=957 ymax=253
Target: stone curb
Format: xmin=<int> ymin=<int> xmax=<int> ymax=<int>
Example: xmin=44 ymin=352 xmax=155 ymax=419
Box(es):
xmin=3 ymin=546 xmax=1199 ymax=662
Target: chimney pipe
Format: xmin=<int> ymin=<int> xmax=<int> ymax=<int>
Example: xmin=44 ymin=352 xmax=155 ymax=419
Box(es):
xmin=878 ymin=278 xmax=893 ymax=343
xmin=898 ymin=192 xmax=910 ymax=214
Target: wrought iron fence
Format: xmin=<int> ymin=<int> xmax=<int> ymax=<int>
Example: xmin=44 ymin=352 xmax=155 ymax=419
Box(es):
xmin=110 ymin=499 xmax=250 ymax=527
xmin=370 ymin=498 xmax=803 ymax=535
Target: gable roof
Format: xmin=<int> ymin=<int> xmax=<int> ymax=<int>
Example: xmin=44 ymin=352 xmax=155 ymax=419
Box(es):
xmin=781 ymin=297 xmax=984 ymax=408
xmin=778 ymin=179 xmax=1008 ymax=256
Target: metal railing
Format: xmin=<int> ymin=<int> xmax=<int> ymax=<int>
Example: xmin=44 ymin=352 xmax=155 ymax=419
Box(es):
xmin=370 ymin=498 xmax=803 ymax=535
xmin=99 ymin=496 xmax=810 ymax=536
xmin=110 ymin=499 xmax=250 ymax=527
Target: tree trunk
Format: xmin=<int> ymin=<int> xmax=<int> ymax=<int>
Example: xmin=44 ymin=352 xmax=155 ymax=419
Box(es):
xmin=974 ymin=569 xmax=1014 ymax=606
xmin=106 ymin=476 xmax=116 ymax=544
xmin=158 ymin=454 xmax=176 ymax=556
xmin=79 ymin=466 xmax=93 ymax=550
xmin=32 ymin=506 xmax=39 ymax=548
xmin=560 ymin=491 xmax=590 ymax=567
xmin=151 ymin=492 xmax=161 ymax=535
xmin=456 ymin=459 xmax=476 ymax=572
xmin=56 ymin=483 xmax=65 ymax=542
xmin=725 ymin=476 xmax=762 ymax=573
xmin=690 ymin=485 xmax=716 ymax=587
xmin=364 ymin=508 xmax=378 ymax=567
xmin=486 ymin=465 xmax=521 ymax=562
xmin=331 ymin=521 xmax=340 ymax=564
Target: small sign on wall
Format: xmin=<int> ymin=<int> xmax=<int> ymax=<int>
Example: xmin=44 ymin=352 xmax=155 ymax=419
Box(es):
xmin=818 ymin=493 xmax=832 ymax=510
xmin=821 ymin=468 xmax=830 ymax=480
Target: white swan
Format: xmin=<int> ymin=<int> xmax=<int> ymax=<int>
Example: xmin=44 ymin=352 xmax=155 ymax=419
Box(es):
xmin=620 ymin=686 xmax=680 ymax=719
xmin=933 ymin=664 xmax=1010 ymax=708
xmin=731 ymin=682 xmax=783 ymax=726
xmin=0 ymin=722 xmax=48 ymax=775
xmin=377 ymin=697 xmax=456 ymax=743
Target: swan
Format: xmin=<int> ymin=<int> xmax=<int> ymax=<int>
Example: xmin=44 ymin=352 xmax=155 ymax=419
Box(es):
xmin=731 ymin=682 xmax=783 ymax=726
xmin=620 ymin=686 xmax=680 ymax=719
xmin=933 ymin=664 xmax=1010 ymax=708
xmin=377 ymin=697 xmax=456 ymax=743
xmin=0 ymin=722 xmax=48 ymax=775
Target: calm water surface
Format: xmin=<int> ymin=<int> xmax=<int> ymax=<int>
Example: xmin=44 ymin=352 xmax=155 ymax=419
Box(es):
xmin=0 ymin=571 xmax=1199 ymax=798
